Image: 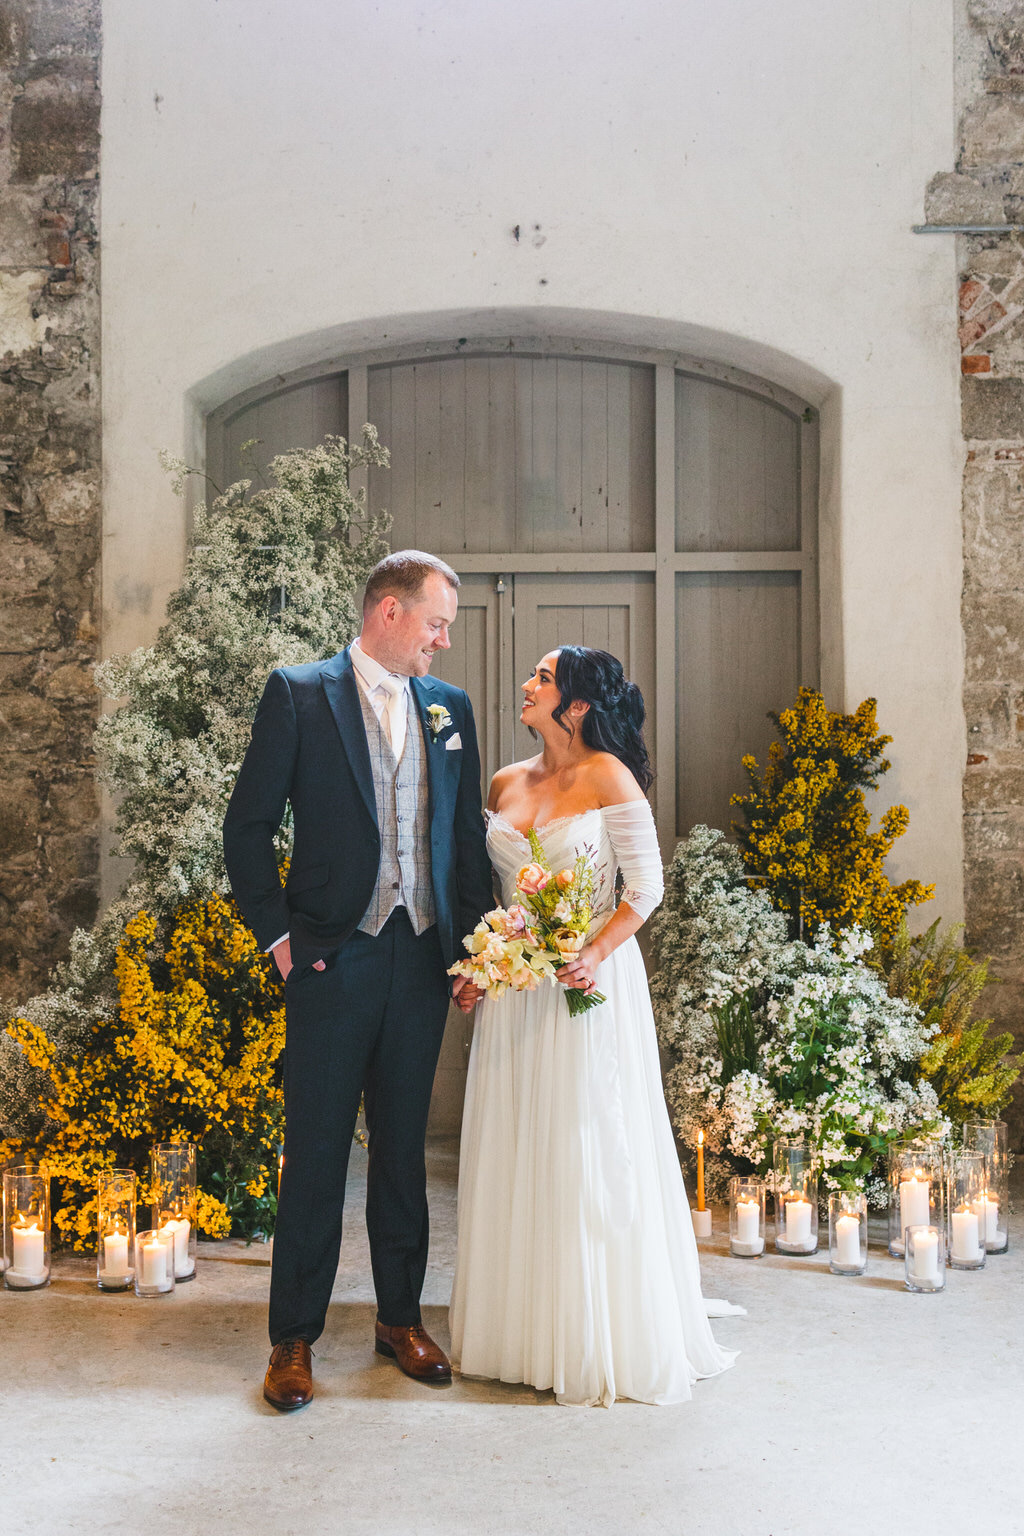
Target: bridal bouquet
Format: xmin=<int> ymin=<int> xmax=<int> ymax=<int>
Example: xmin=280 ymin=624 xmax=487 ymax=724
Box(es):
xmin=449 ymin=830 xmax=607 ymax=1016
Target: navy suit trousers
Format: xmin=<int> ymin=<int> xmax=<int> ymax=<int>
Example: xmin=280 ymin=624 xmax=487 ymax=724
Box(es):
xmin=269 ymin=909 xmax=451 ymax=1345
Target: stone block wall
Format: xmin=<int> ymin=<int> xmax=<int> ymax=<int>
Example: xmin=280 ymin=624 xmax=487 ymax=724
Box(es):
xmin=929 ymin=0 xmax=1024 ymax=1140
xmin=0 ymin=0 xmax=101 ymax=1008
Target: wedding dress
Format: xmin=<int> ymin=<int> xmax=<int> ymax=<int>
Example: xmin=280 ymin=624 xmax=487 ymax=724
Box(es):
xmin=450 ymin=801 xmax=738 ymax=1407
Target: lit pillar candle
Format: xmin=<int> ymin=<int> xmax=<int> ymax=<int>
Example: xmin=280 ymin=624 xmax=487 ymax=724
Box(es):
xmin=736 ymin=1199 xmax=759 ymax=1245
xmin=732 ymin=1197 xmax=763 ymax=1254
xmin=972 ymin=1193 xmax=1000 ymax=1244
xmin=835 ymin=1213 xmax=861 ymax=1267
xmin=12 ymin=1219 xmax=45 ymax=1278
xmin=102 ymin=1231 xmax=130 ymax=1278
xmin=141 ymin=1236 xmax=168 ymax=1286
xmin=909 ymin=1229 xmax=939 ymax=1284
xmin=696 ymin=1130 xmax=706 ymax=1212
xmin=159 ymin=1218 xmax=192 ymax=1277
xmin=899 ymin=1175 xmax=930 ymax=1240
xmin=784 ymin=1197 xmax=813 ymax=1248
xmin=951 ymin=1207 xmax=982 ymax=1263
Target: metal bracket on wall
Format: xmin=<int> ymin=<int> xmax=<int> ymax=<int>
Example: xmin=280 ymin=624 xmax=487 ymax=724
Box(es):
xmin=912 ymin=224 xmax=1024 ymax=234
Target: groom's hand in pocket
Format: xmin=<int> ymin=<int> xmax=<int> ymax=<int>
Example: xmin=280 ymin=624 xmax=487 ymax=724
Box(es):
xmin=271 ymin=937 xmax=293 ymax=981
xmin=451 ymin=975 xmax=483 ymax=1013
xmin=271 ymin=938 xmax=326 ymax=979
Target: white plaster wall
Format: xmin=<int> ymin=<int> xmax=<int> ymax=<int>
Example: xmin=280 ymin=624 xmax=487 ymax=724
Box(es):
xmin=100 ymin=0 xmax=964 ymax=919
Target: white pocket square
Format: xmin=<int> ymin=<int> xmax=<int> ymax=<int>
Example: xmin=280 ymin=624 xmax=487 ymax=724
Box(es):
xmin=445 ymin=733 xmax=462 ymax=751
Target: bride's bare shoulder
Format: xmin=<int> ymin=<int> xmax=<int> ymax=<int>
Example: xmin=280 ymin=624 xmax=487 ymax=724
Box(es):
xmin=486 ymin=757 xmax=540 ymax=811
xmin=583 ymin=751 xmax=645 ymax=805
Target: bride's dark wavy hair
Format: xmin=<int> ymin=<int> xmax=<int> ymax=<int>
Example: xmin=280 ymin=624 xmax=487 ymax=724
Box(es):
xmin=552 ymin=646 xmax=653 ymax=792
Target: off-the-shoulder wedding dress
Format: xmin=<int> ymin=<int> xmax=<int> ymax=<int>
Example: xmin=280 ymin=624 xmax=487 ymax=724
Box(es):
xmin=450 ymin=801 xmax=738 ymax=1407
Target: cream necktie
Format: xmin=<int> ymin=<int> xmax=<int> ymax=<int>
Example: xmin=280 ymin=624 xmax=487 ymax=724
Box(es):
xmin=377 ymin=673 xmax=406 ymax=762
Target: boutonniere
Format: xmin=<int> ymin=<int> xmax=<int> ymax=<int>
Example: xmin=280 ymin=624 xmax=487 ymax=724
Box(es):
xmin=426 ymin=703 xmax=453 ymax=741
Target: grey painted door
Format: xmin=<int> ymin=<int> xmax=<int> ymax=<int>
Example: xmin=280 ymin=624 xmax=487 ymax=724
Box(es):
xmin=207 ymin=339 xmax=819 ymax=1134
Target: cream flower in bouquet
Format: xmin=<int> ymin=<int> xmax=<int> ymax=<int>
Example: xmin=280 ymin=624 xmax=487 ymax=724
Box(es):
xmin=448 ymin=908 xmax=556 ymax=999
xmin=449 ymin=830 xmax=607 ymax=1016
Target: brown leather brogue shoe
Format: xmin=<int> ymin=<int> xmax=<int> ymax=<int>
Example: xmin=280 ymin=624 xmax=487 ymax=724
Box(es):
xmin=374 ymin=1320 xmax=452 ymax=1383
xmin=263 ymin=1338 xmax=314 ymax=1411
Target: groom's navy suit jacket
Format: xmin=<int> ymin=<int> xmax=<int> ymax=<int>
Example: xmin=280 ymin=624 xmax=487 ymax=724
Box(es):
xmin=223 ymin=647 xmax=493 ymax=973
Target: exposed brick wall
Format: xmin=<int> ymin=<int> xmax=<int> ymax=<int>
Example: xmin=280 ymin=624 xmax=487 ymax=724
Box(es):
xmin=927 ymin=1 xmax=1024 ymax=1143
xmin=0 ymin=0 xmax=101 ymax=1007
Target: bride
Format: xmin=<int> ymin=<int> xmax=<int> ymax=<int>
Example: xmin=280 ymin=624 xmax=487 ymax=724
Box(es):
xmin=449 ymin=645 xmax=738 ymax=1407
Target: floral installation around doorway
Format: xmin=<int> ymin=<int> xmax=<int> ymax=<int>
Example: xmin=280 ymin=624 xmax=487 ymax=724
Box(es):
xmin=1 ymin=434 xmax=391 ymax=1245
xmin=652 ymin=690 xmax=1021 ymax=1206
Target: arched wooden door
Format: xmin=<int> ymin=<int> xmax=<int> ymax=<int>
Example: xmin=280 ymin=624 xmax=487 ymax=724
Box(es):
xmin=208 ymin=338 xmax=819 ymax=1129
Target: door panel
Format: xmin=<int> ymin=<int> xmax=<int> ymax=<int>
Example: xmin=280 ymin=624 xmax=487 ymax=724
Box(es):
xmin=511 ymin=573 xmax=656 ymax=768
xmin=675 ymin=570 xmax=802 ymax=838
xmin=367 ymin=355 xmax=655 ymax=557
xmin=675 ymin=375 xmax=800 ymax=553
xmin=214 ymin=374 xmax=348 ymax=492
xmin=422 ymin=572 xmax=502 ymax=801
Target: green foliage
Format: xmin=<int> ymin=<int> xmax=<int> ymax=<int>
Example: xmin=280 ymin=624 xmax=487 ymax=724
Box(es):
xmin=873 ymin=919 xmax=1022 ymax=1125
xmin=731 ymin=687 xmax=934 ymax=944
xmin=711 ymin=991 xmax=760 ymax=1086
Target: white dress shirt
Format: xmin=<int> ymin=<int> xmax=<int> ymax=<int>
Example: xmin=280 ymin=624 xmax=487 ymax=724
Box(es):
xmin=350 ymin=637 xmax=410 ymax=759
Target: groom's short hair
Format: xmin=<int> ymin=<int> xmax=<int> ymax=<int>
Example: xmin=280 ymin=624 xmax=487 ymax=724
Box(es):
xmin=363 ymin=550 xmax=460 ymax=613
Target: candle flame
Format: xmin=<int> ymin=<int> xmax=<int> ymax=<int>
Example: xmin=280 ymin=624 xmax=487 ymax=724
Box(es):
xmin=697 ymin=1130 xmax=704 ymax=1147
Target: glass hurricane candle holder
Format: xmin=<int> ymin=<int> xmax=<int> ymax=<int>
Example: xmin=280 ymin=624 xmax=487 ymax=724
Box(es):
xmin=773 ymin=1139 xmax=818 ymax=1255
xmin=946 ymin=1149 xmax=986 ymax=1271
xmin=887 ymin=1138 xmax=945 ymax=1258
xmin=904 ymin=1223 xmax=945 ymax=1293
xmin=97 ymin=1169 xmax=137 ymax=1291
xmin=963 ymin=1120 xmax=1009 ymax=1254
xmin=828 ymin=1190 xmax=867 ymax=1275
xmin=3 ymin=1165 xmax=50 ymax=1290
xmin=0 ymin=1166 xmax=8 ymax=1273
xmin=150 ymin=1142 xmax=197 ymax=1281
xmin=134 ymin=1228 xmax=175 ymax=1296
xmin=729 ymin=1176 xmax=765 ymax=1257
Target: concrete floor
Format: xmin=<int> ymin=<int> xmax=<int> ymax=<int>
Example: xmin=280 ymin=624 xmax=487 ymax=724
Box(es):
xmin=2 ymin=1144 xmax=1021 ymax=1536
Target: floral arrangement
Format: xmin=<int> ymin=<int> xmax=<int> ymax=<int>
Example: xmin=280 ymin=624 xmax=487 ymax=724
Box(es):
xmin=1 ymin=434 xmax=390 ymax=1241
xmin=731 ymin=688 xmax=934 ymax=944
xmin=4 ymin=895 xmax=285 ymax=1248
xmin=650 ymin=826 xmax=944 ymax=1206
xmin=449 ymin=830 xmax=606 ymax=1016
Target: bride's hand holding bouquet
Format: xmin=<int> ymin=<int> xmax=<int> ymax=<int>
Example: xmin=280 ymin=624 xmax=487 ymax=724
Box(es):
xmin=448 ymin=831 xmax=607 ymax=1017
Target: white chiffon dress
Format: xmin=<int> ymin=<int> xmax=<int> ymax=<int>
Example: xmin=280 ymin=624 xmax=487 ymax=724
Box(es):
xmin=449 ymin=800 xmax=738 ymax=1407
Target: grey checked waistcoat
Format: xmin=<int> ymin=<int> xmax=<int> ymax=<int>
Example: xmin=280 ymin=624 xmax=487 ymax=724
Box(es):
xmin=355 ymin=683 xmax=436 ymax=936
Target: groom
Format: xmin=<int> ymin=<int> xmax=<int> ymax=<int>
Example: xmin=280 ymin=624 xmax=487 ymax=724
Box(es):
xmin=223 ymin=550 xmax=492 ymax=1410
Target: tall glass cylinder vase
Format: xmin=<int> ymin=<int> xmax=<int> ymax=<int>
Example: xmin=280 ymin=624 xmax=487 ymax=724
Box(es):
xmin=828 ymin=1190 xmax=867 ymax=1275
xmin=150 ymin=1142 xmax=197 ymax=1281
xmin=773 ymin=1139 xmax=818 ymax=1254
xmin=963 ymin=1120 xmax=1009 ymax=1254
xmin=3 ymin=1165 xmax=50 ymax=1290
xmin=0 ymin=1165 xmax=7 ymax=1273
xmin=97 ymin=1169 xmax=137 ymax=1291
xmin=887 ymin=1139 xmax=945 ymax=1257
xmin=946 ymin=1150 xmax=986 ymax=1271
xmin=729 ymin=1176 xmax=765 ymax=1257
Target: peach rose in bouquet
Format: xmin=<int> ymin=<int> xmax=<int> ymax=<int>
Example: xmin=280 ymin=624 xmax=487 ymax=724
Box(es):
xmin=516 ymin=862 xmax=552 ymax=896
